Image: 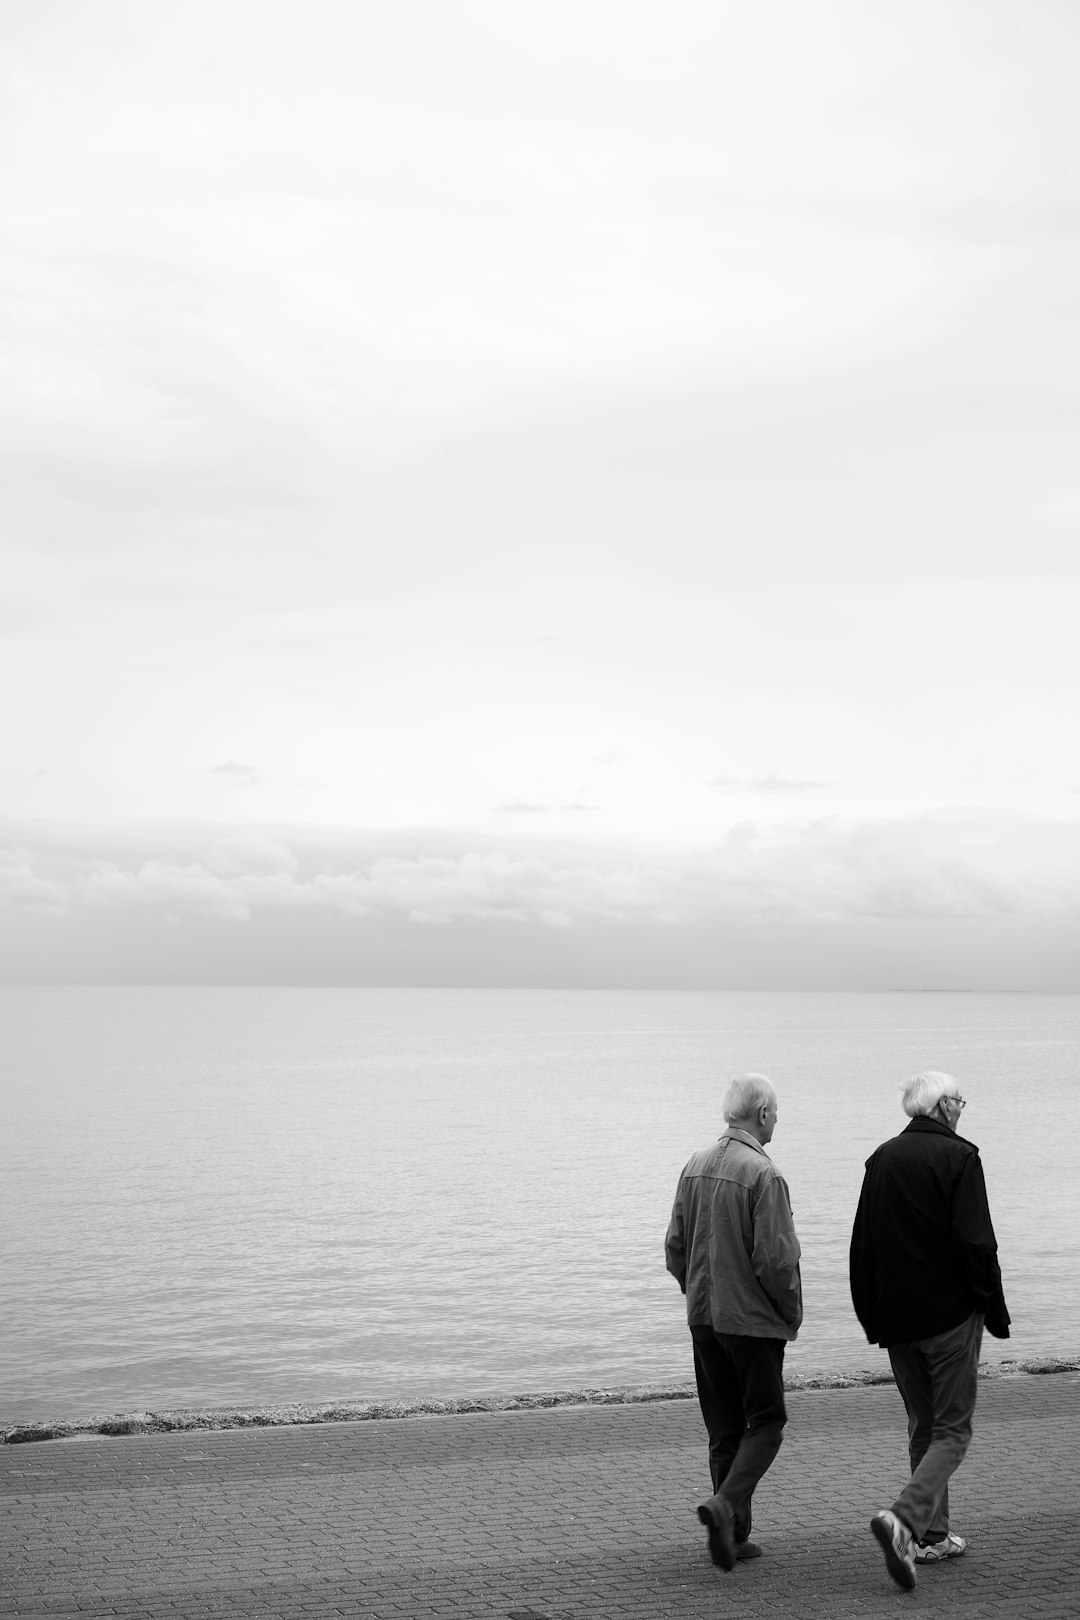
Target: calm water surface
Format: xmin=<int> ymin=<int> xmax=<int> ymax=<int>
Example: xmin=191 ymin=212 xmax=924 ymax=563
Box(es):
xmin=1 ymin=987 xmax=1077 ymax=1422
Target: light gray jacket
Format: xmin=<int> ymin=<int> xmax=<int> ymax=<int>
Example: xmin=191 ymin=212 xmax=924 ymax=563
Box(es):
xmin=665 ymin=1129 xmax=803 ymax=1340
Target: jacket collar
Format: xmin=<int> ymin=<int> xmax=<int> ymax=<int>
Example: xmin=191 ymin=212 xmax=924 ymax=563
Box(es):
xmin=721 ymin=1127 xmax=769 ymax=1156
xmin=904 ymin=1116 xmax=953 ymax=1137
xmin=903 ymin=1116 xmax=975 ymax=1148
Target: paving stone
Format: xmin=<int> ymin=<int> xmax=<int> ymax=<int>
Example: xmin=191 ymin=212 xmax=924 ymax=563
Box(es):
xmin=2 ymin=1376 xmax=1079 ymax=1618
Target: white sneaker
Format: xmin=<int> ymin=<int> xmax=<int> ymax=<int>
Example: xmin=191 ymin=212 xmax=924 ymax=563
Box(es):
xmin=915 ymin=1531 xmax=967 ymax=1563
xmin=871 ymin=1509 xmax=917 ymax=1590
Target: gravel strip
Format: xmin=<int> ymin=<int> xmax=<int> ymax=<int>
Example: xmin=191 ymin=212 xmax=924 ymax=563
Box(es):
xmin=4 ymin=1355 xmax=1077 ymax=1444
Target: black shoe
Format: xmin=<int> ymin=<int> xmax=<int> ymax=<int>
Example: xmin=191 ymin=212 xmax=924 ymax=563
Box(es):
xmin=735 ymin=1540 xmax=763 ymax=1560
xmin=697 ymin=1497 xmax=736 ymax=1571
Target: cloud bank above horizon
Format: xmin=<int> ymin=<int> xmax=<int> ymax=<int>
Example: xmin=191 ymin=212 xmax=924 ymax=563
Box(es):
xmin=1 ymin=810 xmax=1077 ymax=989
xmin=0 ymin=816 xmax=1075 ymax=978
xmin=4 ymin=811 xmax=1080 ymax=927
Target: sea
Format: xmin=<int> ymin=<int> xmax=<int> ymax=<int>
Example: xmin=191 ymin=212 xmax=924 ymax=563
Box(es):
xmin=1 ymin=986 xmax=1077 ymax=1425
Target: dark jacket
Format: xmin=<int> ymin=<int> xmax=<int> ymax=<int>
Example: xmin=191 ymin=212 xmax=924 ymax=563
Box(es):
xmin=665 ymin=1130 xmax=803 ymax=1339
xmin=849 ymin=1116 xmax=1010 ymax=1347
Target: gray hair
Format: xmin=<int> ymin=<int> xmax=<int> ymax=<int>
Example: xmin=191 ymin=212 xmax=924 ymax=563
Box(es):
xmin=723 ymin=1073 xmax=776 ymax=1124
xmin=900 ymin=1070 xmax=958 ymax=1118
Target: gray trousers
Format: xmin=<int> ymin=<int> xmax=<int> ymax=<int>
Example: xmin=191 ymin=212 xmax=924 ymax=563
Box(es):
xmin=887 ymin=1310 xmax=984 ymax=1541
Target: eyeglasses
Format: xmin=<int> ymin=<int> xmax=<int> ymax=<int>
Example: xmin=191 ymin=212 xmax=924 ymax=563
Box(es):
xmin=946 ymin=1096 xmax=966 ymax=1111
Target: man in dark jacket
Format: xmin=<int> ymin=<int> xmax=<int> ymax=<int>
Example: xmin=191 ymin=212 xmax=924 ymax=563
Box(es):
xmin=666 ymin=1074 xmax=802 ymax=1572
xmin=850 ymin=1070 xmax=1010 ymax=1591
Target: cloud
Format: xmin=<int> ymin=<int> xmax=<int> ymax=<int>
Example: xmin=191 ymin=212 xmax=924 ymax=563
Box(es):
xmin=79 ymin=860 xmax=251 ymax=921
xmin=709 ymin=813 xmax=1080 ymax=921
xmin=2 ymin=811 xmax=1079 ymax=932
xmin=0 ymin=850 xmax=70 ymax=914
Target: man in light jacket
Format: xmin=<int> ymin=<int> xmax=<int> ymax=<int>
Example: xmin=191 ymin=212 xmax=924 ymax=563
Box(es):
xmin=665 ymin=1073 xmax=802 ymax=1572
xmin=850 ymin=1070 xmax=1010 ymax=1592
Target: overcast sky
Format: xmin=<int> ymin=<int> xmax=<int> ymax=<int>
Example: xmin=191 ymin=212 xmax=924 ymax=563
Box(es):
xmin=2 ymin=0 xmax=1079 ymax=986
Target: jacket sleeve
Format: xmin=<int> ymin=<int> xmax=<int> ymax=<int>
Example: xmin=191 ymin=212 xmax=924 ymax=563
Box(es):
xmin=953 ymin=1152 xmax=1010 ymax=1339
xmin=849 ymin=1166 xmax=878 ymax=1344
xmin=664 ymin=1181 xmax=687 ymax=1293
xmin=751 ymin=1175 xmax=803 ymax=1334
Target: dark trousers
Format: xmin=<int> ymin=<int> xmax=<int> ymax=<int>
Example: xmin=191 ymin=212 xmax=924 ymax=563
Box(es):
xmin=887 ymin=1310 xmax=983 ymax=1542
xmin=690 ymin=1325 xmax=787 ymax=1541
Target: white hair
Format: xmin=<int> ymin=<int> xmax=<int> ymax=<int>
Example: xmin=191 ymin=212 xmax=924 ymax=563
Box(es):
xmin=723 ymin=1073 xmax=776 ymax=1124
xmin=900 ymin=1071 xmax=957 ymax=1118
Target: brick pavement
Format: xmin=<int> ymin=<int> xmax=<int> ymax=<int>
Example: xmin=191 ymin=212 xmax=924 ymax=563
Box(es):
xmin=2 ymin=1374 xmax=1078 ymax=1619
